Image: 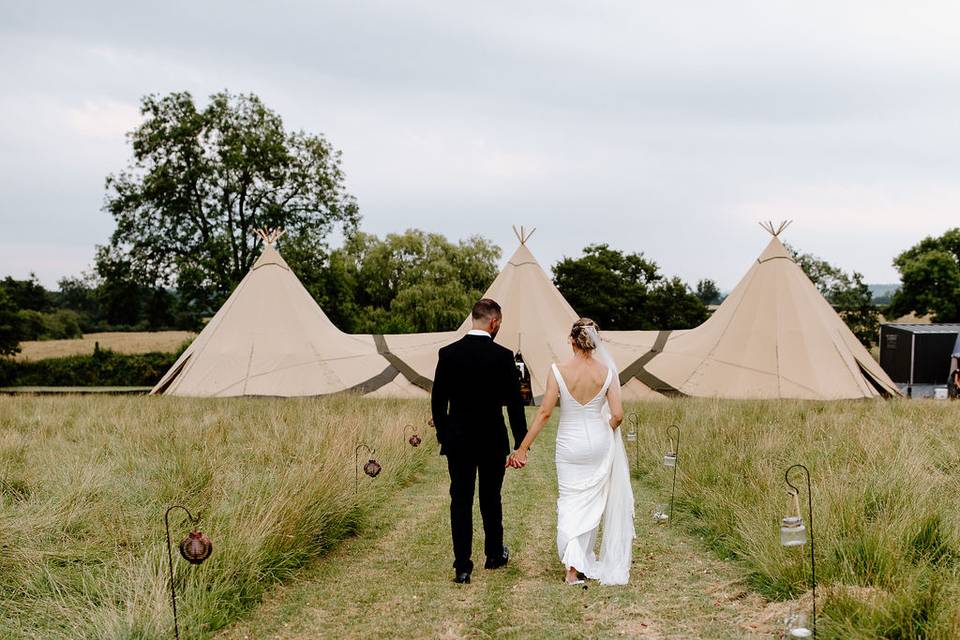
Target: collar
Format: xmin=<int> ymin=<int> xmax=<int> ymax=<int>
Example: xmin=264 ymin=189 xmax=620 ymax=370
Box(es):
xmin=466 ymin=329 xmax=491 ymax=338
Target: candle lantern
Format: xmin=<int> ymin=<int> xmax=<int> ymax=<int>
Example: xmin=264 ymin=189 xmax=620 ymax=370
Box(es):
xmin=781 ymin=463 xmax=816 ymax=637
xmin=663 ymin=452 xmax=677 ymax=468
xmin=404 ymin=424 xmax=422 ymax=447
xmin=164 ymin=505 xmax=213 ymax=640
xmin=653 ymin=503 xmax=670 ymax=523
xmin=785 ymin=611 xmax=813 ymax=638
xmin=355 ymin=444 xmax=381 ymax=492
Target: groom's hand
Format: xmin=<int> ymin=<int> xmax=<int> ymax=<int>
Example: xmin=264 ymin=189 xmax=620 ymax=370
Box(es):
xmin=506 ymin=449 xmax=528 ymax=469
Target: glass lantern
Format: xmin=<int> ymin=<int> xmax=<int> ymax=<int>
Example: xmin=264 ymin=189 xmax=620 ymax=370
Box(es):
xmin=626 ymin=428 xmax=637 ymax=442
xmin=780 ymin=515 xmax=807 ymax=547
xmin=653 ymin=503 xmax=669 ymax=522
xmin=785 ymin=611 xmax=812 ymax=638
xmin=663 ymin=452 xmax=677 ymax=468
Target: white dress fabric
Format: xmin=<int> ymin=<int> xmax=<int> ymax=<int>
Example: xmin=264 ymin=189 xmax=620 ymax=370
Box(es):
xmin=552 ymin=363 xmax=635 ymax=585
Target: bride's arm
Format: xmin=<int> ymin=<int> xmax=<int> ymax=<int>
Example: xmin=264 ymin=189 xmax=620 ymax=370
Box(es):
xmin=606 ymin=377 xmax=624 ymax=430
xmin=508 ymin=372 xmax=560 ymax=467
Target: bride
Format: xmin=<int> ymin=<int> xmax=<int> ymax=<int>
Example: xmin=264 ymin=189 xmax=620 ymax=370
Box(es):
xmin=508 ymin=318 xmax=635 ymax=585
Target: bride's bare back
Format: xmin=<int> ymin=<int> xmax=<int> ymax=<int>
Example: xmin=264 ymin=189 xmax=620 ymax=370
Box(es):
xmin=556 ymin=357 xmax=610 ymax=405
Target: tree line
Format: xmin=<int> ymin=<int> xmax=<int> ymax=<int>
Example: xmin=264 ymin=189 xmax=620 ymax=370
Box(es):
xmin=1 ymin=90 xmax=955 ymax=356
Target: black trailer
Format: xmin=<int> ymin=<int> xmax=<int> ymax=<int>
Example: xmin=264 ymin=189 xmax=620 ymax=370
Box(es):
xmin=879 ymin=323 xmax=960 ymax=396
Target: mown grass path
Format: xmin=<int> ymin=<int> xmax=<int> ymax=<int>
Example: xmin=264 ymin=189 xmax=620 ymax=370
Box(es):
xmin=219 ymin=419 xmax=776 ymax=640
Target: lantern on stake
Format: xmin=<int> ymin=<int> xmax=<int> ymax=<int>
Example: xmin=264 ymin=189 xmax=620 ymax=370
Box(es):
xmin=404 ymin=424 xmax=422 ymax=447
xmin=355 ymin=444 xmax=381 ymax=493
xmin=781 ymin=463 xmax=816 ymax=638
xmin=164 ymin=505 xmax=212 ymax=640
xmin=626 ymin=412 xmax=639 ymax=474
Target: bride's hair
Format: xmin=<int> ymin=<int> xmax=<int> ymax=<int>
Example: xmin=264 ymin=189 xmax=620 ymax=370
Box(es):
xmin=570 ymin=318 xmax=599 ymax=352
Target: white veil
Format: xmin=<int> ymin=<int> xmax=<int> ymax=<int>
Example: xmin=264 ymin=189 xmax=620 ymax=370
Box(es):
xmin=582 ymin=324 xmax=635 ymax=584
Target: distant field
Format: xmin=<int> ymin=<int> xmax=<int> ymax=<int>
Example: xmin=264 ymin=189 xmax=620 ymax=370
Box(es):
xmin=14 ymin=331 xmax=195 ymax=361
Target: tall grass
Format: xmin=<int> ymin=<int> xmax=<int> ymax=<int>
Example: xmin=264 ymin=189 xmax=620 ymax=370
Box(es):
xmin=0 ymin=395 xmax=431 ymax=639
xmin=628 ymin=399 xmax=960 ymax=639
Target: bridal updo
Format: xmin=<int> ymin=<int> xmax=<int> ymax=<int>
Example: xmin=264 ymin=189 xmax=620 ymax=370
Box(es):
xmin=570 ymin=318 xmax=599 ymax=352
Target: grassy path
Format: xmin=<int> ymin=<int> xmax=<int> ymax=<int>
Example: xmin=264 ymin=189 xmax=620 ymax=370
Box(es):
xmin=219 ymin=422 xmax=777 ymax=640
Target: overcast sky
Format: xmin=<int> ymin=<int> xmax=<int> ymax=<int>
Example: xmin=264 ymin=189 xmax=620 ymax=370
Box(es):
xmin=2 ymin=1 xmax=959 ymax=290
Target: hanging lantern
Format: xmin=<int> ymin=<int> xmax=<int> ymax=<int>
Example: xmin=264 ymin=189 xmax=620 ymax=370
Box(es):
xmin=626 ymin=427 xmax=637 ymax=442
xmin=780 ymin=515 xmax=807 ymax=547
xmin=355 ymin=444 xmax=382 ymax=492
xmin=785 ymin=611 xmax=813 ymax=638
xmin=179 ymin=529 xmax=213 ymax=565
xmin=404 ymin=424 xmax=422 ymax=447
xmin=653 ymin=503 xmax=669 ymax=522
xmin=364 ymin=458 xmax=382 ymax=478
xmin=663 ymin=452 xmax=677 ymax=468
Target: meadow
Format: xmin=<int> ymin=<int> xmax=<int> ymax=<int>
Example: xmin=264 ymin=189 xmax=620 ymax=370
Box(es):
xmin=14 ymin=332 xmax=195 ymax=362
xmin=631 ymin=398 xmax=960 ymax=639
xmin=5 ymin=395 xmax=960 ymax=639
xmin=0 ymin=395 xmax=430 ymax=639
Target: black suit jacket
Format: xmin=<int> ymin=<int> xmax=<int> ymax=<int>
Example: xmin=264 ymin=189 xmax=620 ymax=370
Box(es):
xmin=431 ymin=334 xmax=528 ymax=459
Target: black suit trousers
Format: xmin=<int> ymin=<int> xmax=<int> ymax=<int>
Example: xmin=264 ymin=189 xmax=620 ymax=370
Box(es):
xmin=446 ymin=453 xmax=506 ymax=573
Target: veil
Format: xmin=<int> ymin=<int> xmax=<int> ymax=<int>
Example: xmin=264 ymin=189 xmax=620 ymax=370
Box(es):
xmin=585 ymin=326 xmax=621 ymax=414
xmin=582 ymin=324 xmax=634 ymax=584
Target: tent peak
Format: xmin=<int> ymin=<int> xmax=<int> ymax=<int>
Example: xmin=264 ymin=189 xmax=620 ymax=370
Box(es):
xmin=512 ymin=225 xmax=537 ymax=245
xmin=759 ymin=220 xmax=792 ymax=237
xmin=253 ymin=227 xmax=286 ymax=246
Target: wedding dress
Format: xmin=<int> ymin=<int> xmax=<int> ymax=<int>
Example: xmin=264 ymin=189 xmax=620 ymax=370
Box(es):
xmin=552 ymin=362 xmax=635 ymax=585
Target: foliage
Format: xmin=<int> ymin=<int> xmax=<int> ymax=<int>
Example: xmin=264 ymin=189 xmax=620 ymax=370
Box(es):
xmin=298 ymin=230 xmax=500 ymax=333
xmin=789 ymin=245 xmax=880 ymax=347
xmin=0 ymin=348 xmax=178 ymax=387
xmin=14 ymin=309 xmax=83 ymax=341
xmin=103 ymin=90 xmax=359 ymax=314
xmin=552 ymin=244 xmax=708 ymax=330
xmin=629 ymin=398 xmax=960 ymax=639
xmin=0 ymin=396 xmax=429 ymax=638
xmin=695 ymin=278 xmax=722 ymax=305
xmin=0 ymin=289 xmax=20 ymax=356
xmin=888 ymin=229 xmax=960 ymax=321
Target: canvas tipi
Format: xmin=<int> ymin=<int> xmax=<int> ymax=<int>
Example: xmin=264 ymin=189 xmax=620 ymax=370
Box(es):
xmin=606 ymin=222 xmax=900 ymax=399
xmin=151 ymin=230 xmax=425 ymax=397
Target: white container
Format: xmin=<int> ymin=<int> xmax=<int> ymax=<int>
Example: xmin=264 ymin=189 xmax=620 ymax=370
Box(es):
xmin=935 ymin=386 xmax=948 ymax=400
xmin=780 ymin=516 xmax=807 ymax=547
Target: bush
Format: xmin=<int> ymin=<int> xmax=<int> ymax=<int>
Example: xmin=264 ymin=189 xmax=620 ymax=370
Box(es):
xmin=0 ymin=349 xmax=177 ymax=387
xmin=14 ymin=309 xmax=83 ymax=341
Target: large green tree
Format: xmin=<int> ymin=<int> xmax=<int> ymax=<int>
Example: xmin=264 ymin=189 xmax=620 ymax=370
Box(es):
xmin=103 ymin=91 xmax=359 ymax=313
xmin=295 ymin=230 xmax=500 ymax=333
xmin=552 ymin=244 xmax=708 ymax=330
xmin=888 ymin=228 xmax=960 ymax=322
xmin=788 ymin=245 xmax=880 ymax=346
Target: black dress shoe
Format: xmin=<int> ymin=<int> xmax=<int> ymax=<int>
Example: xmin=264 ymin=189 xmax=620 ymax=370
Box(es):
xmin=484 ymin=545 xmax=509 ymax=569
xmin=454 ymin=571 xmax=471 ymax=584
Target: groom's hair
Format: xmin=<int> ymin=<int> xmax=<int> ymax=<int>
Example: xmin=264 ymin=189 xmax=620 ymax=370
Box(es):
xmin=472 ymin=298 xmax=502 ymax=321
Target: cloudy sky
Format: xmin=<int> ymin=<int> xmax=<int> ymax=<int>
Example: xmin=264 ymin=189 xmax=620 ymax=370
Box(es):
xmin=2 ymin=1 xmax=959 ymax=290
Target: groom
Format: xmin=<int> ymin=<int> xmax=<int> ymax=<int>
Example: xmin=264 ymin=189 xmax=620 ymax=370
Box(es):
xmin=431 ymin=298 xmax=528 ymax=584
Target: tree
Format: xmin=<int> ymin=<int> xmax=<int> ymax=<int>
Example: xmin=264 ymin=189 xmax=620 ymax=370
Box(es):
xmin=0 ymin=288 xmax=21 ymax=355
xmin=1 ymin=275 xmax=51 ymax=311
xmin=695 ymin=279 xmax=722 ymax=305
xmin=552 ymin=244 xmax=708 ymax=330
xmin=788 ymin=245 xmax=880 ymax=346
xmin=888 ymin=229 xmax=960 ymax=322
xmin=299 ymin=230 xmax=500 ymax=333
xmin=103 ymin=91 xmax=359 ymax=313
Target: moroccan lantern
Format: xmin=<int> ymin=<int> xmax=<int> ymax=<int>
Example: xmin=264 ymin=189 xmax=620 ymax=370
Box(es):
xmin=179 ymin=529 xmax=213 ymax=565
xmin=404 ymin=424 xmax=422 ymax=447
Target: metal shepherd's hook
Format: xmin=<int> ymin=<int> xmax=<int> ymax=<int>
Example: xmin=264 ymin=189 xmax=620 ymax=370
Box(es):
xmin=164 ymin=505 xmax=212 ymax=640
xmin=666 ymin=425 xmax=680 ymax=524
xmin=785 ymin=463 xmax=816 ymax=637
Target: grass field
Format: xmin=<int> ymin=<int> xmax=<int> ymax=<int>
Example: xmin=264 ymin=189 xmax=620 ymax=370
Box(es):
xmin=631 ymin=398 xmax=960 ymax=639
xmin=14 ymin=331 xmax=195 ymax=361
xmin=0 ymin=395 xmax=430 ymax=639
xmin=5 ymin=396 xmax=960 ymax=639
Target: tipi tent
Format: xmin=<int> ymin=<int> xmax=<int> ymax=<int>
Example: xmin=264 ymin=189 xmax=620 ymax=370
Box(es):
xmin=151 ymin=230 xmax=425 ymax=398
xmin=379 ymin=227 xmax=660 ymax=401
xmin=606 ymin=222 xmax=900 ymax=399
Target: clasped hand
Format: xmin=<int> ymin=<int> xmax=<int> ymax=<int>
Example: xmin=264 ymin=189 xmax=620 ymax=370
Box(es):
xmin=506 ymin=449 xmax=528 ymax=469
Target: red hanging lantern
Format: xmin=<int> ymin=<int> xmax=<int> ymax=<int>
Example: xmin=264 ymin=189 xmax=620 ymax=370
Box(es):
xmin=179 ymin=529 xmax=213 ymax=565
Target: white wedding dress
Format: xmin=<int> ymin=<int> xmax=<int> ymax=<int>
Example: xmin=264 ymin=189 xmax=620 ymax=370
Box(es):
xmin=552 ymin=363 xmax=635 ymax=585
